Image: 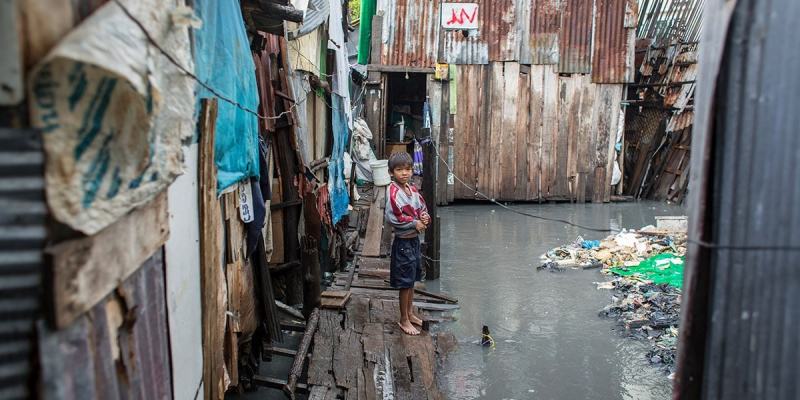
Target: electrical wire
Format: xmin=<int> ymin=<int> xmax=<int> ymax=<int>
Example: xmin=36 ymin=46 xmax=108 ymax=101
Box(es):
xmin=114 ymin=0 xmax=303 ymax=121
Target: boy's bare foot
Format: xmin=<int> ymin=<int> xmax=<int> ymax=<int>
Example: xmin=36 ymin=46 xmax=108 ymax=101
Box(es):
xmin=398 ymin=321 xmax=419 ymax=336
xmin=409 ymin=314 xmax=424 ymax=327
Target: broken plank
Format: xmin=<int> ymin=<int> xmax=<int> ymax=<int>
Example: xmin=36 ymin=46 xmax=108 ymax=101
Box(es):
xmin=49 ymin=191 xmax=169 ymax=328
xmin=321 ymin=292 xmax=351 ymax=309
xmin=307 ymin=310 xmax=342 ymax=387
xmin=333 ymin=328 xmax=362 ymax=390
xmin=361 ymin=186 xmax=387 ymax=257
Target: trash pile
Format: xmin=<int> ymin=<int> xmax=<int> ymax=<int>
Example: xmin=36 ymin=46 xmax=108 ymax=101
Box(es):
xmin=538 ymin=219 xmax=687 ymax=375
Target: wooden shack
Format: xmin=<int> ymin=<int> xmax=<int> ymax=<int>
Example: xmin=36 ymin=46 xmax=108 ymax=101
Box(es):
xmin=361 ymin=0 xmax=639 ymax=203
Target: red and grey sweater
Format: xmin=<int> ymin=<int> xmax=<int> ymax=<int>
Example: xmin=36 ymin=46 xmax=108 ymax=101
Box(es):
xmin=384 ymin=181 xmax=428 ymax=238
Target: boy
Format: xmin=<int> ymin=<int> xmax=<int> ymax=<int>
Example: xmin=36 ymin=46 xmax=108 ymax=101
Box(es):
xmin=385 ymin=152 xmax=430 ymax=336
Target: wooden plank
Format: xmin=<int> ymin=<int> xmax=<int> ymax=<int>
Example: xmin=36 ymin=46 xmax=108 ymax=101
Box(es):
xmin=488 ymin=62 xmax=505 ymax=199
xmin=345 ymin=296 xmax=370 ymax=333
xmin=577 ymin=76 xmax=596 ymax=203
xmin=270 ymin=175 xmax=285 ymax=263
xmin=198 ymin=99 xmax=226 ymax=400
xmin=604 ymin=86 xmax=623 ymax=203
xmin=528 ymin=65 xmax=545 ymax=201
xmin=333 ymin=328 xmax=362 ymax=389
xmin=403 ymin=334 xmax=438 ymax=396
xmin=49 ymin=192 xmax=169 ymax=328
xmin=308 ymin=310 xmax=342 ymax=387
xmin=541 ymin=65 xmax=559 ymax=198
xmin=225 ymin=315 xmax=239 ymax=385
xmin=500 ymin=62 xmax=519 ymax=200
xmin=361 ymin=186 xmax=386 ymax=257
xmin=321 ymin=291 xmax=351 ymax=309
xmin=564 ymin=75 xmax=579 ymax=200
xmin=514 ymin=65 xmax=532 ymax=200
xmin=387 ymin=333 xmax=413 ymax=400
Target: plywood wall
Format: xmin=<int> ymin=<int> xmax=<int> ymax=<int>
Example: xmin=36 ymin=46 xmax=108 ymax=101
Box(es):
xmin=450 ymin=63 xmax=623 ymax=202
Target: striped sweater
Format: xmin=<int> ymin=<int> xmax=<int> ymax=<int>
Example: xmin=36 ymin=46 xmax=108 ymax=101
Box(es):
xmin=385 ymin=181 xmax=428 ymax=238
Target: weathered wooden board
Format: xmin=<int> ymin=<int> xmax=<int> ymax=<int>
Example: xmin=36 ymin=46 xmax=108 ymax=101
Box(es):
xmin=333 ymin=328 xmax=362 ymax=389
xmin=49 ymin=192 xmax=168 ymax=328
xmin=528 ymin=65 xmax=545 ymax=200
xmin=198 ymin=100 xmax=227 ymax=400
xmin=361 ymin=186 xmax=386 ymax=257
xmin=514 ymin=66 xmax=532 ymax=200
xmin=321 ymin=290 xmax=351 ymax=309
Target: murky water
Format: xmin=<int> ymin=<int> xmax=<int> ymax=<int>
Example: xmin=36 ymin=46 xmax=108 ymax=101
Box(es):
xmin=427 ymin=201 xmax=684 ymax=400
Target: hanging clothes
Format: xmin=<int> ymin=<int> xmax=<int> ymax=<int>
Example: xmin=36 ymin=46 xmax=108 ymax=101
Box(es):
xmin=413 ymin=139 xmax=424 ymax=176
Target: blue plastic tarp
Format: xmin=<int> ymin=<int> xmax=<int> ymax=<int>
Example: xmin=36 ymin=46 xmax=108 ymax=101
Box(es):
xmin=328 ymin=95 xmax=350 ymax=224
xmin=194 ymin=0 xmax=260 ymax=193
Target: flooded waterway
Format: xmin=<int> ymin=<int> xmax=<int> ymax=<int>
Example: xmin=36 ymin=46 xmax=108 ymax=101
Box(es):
xmin=428 ymin=201 xmax=684 ymax=400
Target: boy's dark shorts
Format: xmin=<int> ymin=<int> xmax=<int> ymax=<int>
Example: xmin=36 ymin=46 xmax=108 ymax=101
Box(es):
xmin=390 ymin=237 xmax=422 ymax=289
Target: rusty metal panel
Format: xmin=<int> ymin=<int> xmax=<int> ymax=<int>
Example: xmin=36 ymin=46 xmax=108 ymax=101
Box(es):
xmin=38 ymin=251 xmax=172 ymax=400
xmin=592 ymin=0 xmax=637 ymax=83
xmin=379 ymin=0 xmax=441 ymax=67
xmin=558 ymin=0 xmax=593 ymax=73
xmin=439 ymin=0 xmax=530 ymax=64
xmin=0 ymin=128 xmax=45 ymax=400
xmin=530 ymin=0 xmax=562 ymax=64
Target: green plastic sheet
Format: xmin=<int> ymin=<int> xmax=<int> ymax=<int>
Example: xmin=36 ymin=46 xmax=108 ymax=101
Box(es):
xmin=610 ymin=253 xmax=685 ymax=288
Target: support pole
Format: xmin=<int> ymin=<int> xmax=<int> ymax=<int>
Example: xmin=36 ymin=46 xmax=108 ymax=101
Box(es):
xmin=283 ymin=309 xmax=320 ymax=399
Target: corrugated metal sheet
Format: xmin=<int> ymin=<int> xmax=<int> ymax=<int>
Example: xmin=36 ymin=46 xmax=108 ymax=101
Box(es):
xmin=592 ymin=0 xmax=636 ymax=83
xmin=691 ymin=1 xmax=800 ymax=398
xmin=379 ymin=0 xmax=440 ymax=67
xmin=0 ymin=128 xmax=45 ymax=400
xmin=379 ymin=0 xmax=530 ymax=65
xmin=38 ymin=251 xmax=172 ymax=400
xmin=530 ymin=0 xmax=562 ymax=64
xmin=558 ymin=0 xmax=594 ymax=73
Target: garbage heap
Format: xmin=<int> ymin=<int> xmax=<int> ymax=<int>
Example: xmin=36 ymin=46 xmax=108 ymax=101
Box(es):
xmin=538 ymin=222 xmax=687 ymax=375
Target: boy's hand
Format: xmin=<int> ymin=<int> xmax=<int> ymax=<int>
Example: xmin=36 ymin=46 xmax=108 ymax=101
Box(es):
xmin=420 ymin=212 xmax=431 ymax=225
xmin=415 ymin=220 xmax=427 ymax=232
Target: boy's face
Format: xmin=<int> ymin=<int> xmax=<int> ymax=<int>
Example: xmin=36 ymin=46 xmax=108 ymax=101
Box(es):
xmin=391 ymin=165 xmax=413 ymax=185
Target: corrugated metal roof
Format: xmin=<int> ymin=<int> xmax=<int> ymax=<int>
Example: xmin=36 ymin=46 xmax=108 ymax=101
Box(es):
xmin=530 ymin=0 xmax=561 ymax=64
xmin=379 ymin=0 xmax=441 ymax=67
xmin=592 ymin=0 xmax=636 ymax=83
xmin=558 ymin=0 xmax=594 ymax=73
xmin=0 ymin=128 xmax=45 ymax=400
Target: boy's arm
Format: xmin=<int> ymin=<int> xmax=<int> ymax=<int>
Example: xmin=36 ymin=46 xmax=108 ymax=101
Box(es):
xmin=385 ymin=185 xmax=417 ymax=230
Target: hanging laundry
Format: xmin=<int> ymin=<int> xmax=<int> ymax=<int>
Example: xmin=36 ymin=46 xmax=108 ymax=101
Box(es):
xmin=413 ymin=140 xmax=424 ymax=176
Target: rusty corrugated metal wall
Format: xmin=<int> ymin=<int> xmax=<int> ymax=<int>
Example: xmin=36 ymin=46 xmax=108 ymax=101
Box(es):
xmin=381 ymin=0 xmax=533 ymax=65
xmin=558 ymin=0 xmax=594 ymax=73
xmin=530 ymin=0 xmax=561 ymax=64
xmin=592 ymin=0 xmax=638 ymax=83
xmin=379 ymin=0 xmax=441 ymax=67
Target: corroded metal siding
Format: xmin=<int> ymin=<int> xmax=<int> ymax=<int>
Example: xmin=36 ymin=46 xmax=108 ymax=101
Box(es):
xmin=558 ymin=0 xmax=593 ymax=73
xmin=380 ymin=0 xmax=440 ymax=67
xmin=0 ymin=128 xmax=46 ymax=400
xmin=592 ymin=0 xmax=635 ymax=83
xmin=530 ymin=0 xmax=562 ymax=64
xmin=38 ymin=251 xmax=172 ymax=400
xmin=440 ymin=0 xmax=520 ymax=64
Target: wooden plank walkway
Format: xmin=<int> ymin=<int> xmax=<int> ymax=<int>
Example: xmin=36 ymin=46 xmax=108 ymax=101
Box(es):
xmin=305 ymin=253 xmax=457 ymax=400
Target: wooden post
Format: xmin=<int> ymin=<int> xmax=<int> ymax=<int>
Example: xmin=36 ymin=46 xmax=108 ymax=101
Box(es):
xmin=283 ymin=308 xmax=320 ymax=399
xmin=199 ymin=99 xmax=226 ymax=400
xmin=302 ymin=237 xmax=322 ymax=320
xmin=421 ymin=139 xmax=440 ymax=280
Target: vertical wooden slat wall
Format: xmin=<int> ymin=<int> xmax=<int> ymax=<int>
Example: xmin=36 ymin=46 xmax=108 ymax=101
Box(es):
xmin=450 ymin=63 xmax=623 ymax=202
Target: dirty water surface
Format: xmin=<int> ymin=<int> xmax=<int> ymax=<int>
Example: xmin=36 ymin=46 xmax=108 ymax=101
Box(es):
xmin=427 ymin=201 xmax=684 ymax=400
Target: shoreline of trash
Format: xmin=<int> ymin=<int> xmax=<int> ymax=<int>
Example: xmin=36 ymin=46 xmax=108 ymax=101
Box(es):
xmin=538 ymin=218 xmax=687 ymax=376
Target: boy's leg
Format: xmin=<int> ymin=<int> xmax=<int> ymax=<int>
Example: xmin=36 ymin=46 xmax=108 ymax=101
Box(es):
xmin=407 ymin=289 xmax=423 ymax=327
xmin=398 ymin=288 xmax=419 ymax=335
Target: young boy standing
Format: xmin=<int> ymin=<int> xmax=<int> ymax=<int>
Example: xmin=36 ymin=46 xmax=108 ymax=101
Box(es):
xmin=385 ymin=152 xmax=430 ymax=336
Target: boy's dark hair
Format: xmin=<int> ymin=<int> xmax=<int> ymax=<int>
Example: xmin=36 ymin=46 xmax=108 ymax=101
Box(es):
xmin=388 ymin=152 xmax=414 ymax=172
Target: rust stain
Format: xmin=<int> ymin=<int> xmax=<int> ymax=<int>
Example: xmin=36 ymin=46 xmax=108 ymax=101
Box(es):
xmin=530 ymin=0 xmax=561 ymax=64
xmin=592 ymin=0 xmax=635 ymax=83
xmin=559 ymin=0 xmax=594 ymax=73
